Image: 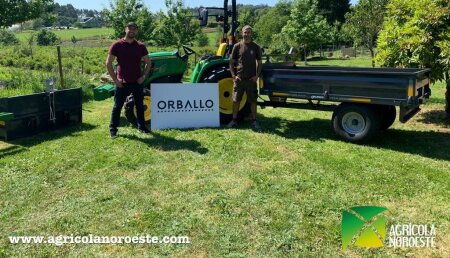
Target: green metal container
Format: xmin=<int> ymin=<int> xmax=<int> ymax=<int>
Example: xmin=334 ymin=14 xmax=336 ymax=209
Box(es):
xmin=93 ymin=84 xmax=115 ymax=101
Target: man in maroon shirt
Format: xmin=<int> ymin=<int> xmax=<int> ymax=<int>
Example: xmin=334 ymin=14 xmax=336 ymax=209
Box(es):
xmin=106 ymin=22 xmax=152 ymax=138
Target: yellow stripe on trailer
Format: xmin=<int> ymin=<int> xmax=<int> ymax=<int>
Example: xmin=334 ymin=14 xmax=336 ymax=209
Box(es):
xmin=272 ymin=92 xmax=289 ymax=97
xmin=407 ymin=86 xmax=414 ymax=97
xmin=348 ymin=98 xmax=371 ymax=103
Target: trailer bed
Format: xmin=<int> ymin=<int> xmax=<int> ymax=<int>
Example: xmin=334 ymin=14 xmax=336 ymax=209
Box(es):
xmin=262 ymin=65 xmax=430 ymax=105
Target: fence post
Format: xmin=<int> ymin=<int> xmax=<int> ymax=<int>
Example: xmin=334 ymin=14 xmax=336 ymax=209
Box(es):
xmin=57 ymin=46 xmax=64 ymax=88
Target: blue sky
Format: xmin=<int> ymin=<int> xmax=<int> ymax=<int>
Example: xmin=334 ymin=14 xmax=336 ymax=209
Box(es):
xmin=55 ymin=0 xmax=358 ymax=12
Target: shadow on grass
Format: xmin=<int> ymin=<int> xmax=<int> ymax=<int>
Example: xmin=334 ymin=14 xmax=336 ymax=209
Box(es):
xmin=121 ymin=131 xmax=208 ymax=154
xmin=0 ymin=123 xmax=97 ymax=158
xmin=307 ymin=56 xmax=344 ymax=62
xmin=257 ymin=115 xmax=450 ymax=161
xmin=417 ymin=110 xmax=450 ymax=127
xmin=0 ymin=145 xmax=27 ymax=159
xmin=258 ymin=116 xmax=333 ymax=141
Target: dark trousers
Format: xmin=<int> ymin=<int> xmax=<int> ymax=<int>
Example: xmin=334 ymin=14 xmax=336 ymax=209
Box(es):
xmin=110 ymin=83 xmax=146 ymax=132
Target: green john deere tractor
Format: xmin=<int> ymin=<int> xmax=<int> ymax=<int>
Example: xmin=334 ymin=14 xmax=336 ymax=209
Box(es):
xmin=124 ymin=0 xmax=251 ymax=125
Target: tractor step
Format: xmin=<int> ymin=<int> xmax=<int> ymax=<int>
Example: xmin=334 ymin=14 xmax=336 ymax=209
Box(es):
xmin=93 ymin=84 xmax=115 ymax=101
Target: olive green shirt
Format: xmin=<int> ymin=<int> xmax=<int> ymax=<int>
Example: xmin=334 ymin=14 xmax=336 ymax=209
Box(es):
xmin=230 ymin=41 xmax=262 ymax=80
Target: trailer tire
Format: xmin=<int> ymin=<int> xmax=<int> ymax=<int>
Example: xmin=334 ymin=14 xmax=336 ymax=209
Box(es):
xmin=332 ymin=103 xmax=381 ymax=143
xmin=378 ymin=105 xmax=396 ymax=130
xmin=201 ymin=66 xmax=251 ymax=124
xmin=124 ymin=88 xmax=151 ymax=126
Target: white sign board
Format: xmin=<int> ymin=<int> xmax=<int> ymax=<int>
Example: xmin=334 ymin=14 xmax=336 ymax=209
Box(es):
xmin=151 ymin=83 xmax=220 ymax=130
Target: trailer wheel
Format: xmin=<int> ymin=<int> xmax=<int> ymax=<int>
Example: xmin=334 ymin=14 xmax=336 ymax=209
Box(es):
xmin=124 ymin=88 xmax=151 ymax=126
xmin=332 ymin=103 xmax=381 ymax=143
xmin=379 ymin=105 xmax=396 ymax=130
xmin=202 ymin=66 xmax=250 ymax=124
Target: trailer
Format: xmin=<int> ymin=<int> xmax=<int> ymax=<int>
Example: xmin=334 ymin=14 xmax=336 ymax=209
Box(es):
xmin=259 ymin=63 xmax=431 ymax=142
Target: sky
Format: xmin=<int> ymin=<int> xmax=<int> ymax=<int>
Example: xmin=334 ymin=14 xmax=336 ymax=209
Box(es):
xmin=55 ymin=0 xmax=359 ymax=12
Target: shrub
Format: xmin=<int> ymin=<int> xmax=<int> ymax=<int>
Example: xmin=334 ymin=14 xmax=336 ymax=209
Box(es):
xmin=0 ymin=30 xmax=19 ymax=45
xmin=36 ymin=29 xmax=60 ymax=46
xmin=196 ymin=32 xmax=209 ymax=47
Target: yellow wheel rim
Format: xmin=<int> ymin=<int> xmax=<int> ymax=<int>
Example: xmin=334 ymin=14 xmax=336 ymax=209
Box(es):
xmin=134 ymin=96 xmax=152 ymax=122
xmin=218 ymin=78 xmax=247 ymax=115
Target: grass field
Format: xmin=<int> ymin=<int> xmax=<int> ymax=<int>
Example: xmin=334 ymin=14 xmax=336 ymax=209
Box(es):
xmin=303 ymin=56 xmax=374 ymax=67
xmin=15 ymin=28 xmax=113 ymax=42
xmin=1 ymin=52 xmax=449 ymax=256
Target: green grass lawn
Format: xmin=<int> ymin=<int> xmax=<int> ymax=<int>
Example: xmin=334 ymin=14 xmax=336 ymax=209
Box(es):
xmin=15 ymin=28 xmax=113 ymax=42
xmin=0 ymin=56 xmax=449 ymax=256
xmin=304 ymin=55 xmax=374 ymax=67
xmin=206 ymin=31 xmax=220 ymax=48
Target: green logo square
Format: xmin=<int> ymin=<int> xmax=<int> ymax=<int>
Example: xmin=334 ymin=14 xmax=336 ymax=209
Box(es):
xmin=341 ymin=206 xmax=387 ymax=250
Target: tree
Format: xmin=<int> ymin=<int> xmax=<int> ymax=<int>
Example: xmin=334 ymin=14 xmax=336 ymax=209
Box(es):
xmin=54 ymin=3 xmax=78 ymax=19
xmin=196 ymin=32 xmax=209 ymax=47
xmin=236 ymin=5 xmax=269 ymax=27
xmin=343 ymin=0 xmax=389 ymax=67
xmin=56 ymin=16 xmax=75 ymax=27
xmin=254 ymin=0 xmax=292 ymax=48
xmin=26 ymin=33 xmax=35 ymax=59
xmin=152 ymin=0 xmax=200 ymax=47
xmin=282 ymin=0 xmax=331 ymax=64
xmin=32 ymin=18 xmax=44 ymax=30
xmin=317 ymin=0 xmax=350 ymax=25
xmin=238 ymin=8 xmax=262 ymax=31
xmin=376 ymin=0 xmax=450 ymax=122
xmin=41 ymin=13 xmax=57 ymax=27
xmin=0 ymin=0 xmax=53 ymax=28
xmin=103 ymin=0 xmax=154 ymax=42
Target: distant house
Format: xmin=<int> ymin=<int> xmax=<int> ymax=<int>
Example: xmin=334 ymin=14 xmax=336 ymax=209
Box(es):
xmin=78 ymin=17 xmax=101 ymax=28
xmin=7 ymin=24 xmax=21 ymax=32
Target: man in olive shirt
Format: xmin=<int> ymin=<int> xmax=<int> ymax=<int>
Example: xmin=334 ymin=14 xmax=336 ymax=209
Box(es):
xmin=228 ymin=25 xmax=263 ymax=129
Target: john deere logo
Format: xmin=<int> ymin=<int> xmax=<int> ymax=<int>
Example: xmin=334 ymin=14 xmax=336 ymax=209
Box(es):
xmin=341 ymin=206 xmax=387 ymax=250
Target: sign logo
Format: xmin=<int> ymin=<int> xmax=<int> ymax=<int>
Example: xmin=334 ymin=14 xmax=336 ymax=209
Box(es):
xmin=151 ymin=83 xmax=220 ymax=130
xmin=341 ymin=206 xmax=387 ymax=250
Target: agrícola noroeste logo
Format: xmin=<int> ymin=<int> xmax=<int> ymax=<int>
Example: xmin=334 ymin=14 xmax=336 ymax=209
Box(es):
xmin=341 ymin=206 xmax=436 ymax=251
xmin=341 ymin=206 xmax=387 ymax=251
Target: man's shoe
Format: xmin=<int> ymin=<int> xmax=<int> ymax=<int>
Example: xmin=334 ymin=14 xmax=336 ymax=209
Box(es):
xmin=110 ymin=131 xmax=117 ymax=138
xmin=139 ymin=128 xmax=151 ymax=134
xmin=226 ymin=119 xmax=238 ymax=128
xmin=251 ymin=120 xmax=261 ymax=130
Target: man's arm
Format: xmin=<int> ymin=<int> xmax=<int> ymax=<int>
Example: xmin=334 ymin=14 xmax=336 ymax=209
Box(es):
xmin=229 ymin=45 xmax=240 ymax=81
xmin=137 ymin=55 xmax=152 ymax=84
xmin=105 ymin=54 xmax=123 ymax=88
xmin=251 ymin=46 xmax=263 ymax=82
xmin=256 ymin=59 xmax=262 ymax=77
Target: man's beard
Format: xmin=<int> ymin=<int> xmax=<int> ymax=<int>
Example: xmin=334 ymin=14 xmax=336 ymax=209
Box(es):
xmin=243 ymin=35 xmax=251 ymax=42
xmin=126 ymin=33 xmax=135 ymax=39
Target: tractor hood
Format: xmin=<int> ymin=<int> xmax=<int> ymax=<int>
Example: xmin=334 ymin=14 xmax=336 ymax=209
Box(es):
xmin=149 ymin=51 xmax=178 ymax=58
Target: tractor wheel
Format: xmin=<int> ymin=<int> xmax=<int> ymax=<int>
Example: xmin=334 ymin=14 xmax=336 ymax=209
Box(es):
xmin=332 ymin=103 xmax=381 ymax=143
xmin=124 ymin=88 xmax=151 ymax=126
xmin=202 ymin=66 xmax=251 ymax=124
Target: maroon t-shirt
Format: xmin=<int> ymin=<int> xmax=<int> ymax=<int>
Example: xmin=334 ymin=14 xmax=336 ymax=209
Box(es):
xmin=109 ymin=39 xmax=149 ymax=83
